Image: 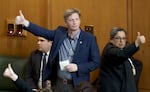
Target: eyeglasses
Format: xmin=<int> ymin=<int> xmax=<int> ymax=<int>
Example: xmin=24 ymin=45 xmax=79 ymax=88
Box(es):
xmin=113 ymin=37 xmax=126 ymax=41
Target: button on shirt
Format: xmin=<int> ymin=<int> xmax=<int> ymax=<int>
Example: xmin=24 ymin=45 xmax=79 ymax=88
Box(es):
xmin=58 ymin=31 xmax=80 ymax=79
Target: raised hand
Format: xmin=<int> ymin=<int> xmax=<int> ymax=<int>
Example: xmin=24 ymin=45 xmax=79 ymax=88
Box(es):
xmin=138 ymin=32 xmax=146 ymax=44
xmin=135 ymin=32 xmax=146 ymax=47
xmin=15 ymin=10 xmax=29 ymax=27
xmin=3 ymin=64 xmax=18 ymax=81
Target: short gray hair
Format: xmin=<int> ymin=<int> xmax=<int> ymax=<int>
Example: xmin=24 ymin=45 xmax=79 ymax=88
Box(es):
xmin=110 ymin=27 xmax=127 ymax=39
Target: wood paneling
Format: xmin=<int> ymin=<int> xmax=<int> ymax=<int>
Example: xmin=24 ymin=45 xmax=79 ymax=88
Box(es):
xmin=49 ymin=0 xmax=127 ymax=82
xmin=0 ymin=0 xmax=47 ymax=57
xmin=50 ymin=0 xmax=127 ymax=50
xmin=0 ymin=0 xmax=150 ymax=90
xmin=130 ymin=0 xmax=150 ymax=91
xmin=139 ymin=89 xmax=150 ymax=92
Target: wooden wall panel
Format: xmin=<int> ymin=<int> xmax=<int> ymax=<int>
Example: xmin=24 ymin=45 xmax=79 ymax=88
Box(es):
xmin=49 ymin=0 xmax=127 ymax=82
xmin=2 ymin=1 xmax=149 ymax=89
xmin=139 ymin=89 xmax=150 ymax=92
xmin=50 ymin=0 xmax=127 ymax=50
xmin=130 ymin=0 xmax=150 ymax=91
xmin=0 ymin=0 xmax=47 ymax=57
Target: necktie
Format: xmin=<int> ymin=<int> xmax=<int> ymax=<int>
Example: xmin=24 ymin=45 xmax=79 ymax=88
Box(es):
xmin=43 ymin=53 xmax=47 ymax=71
xmin=38 ymin=53 xmax=47 ymax=89
xmin=42 ymin=53 xmax=47 ymax=88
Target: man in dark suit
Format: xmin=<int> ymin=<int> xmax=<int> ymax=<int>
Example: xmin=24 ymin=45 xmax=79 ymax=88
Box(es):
xmin=25 ymin=36 xmax=52 ymax=90
xmin=16 ymin=8 xmax=100 ymax=92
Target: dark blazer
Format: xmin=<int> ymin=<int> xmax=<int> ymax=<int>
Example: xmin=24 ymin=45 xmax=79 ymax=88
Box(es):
xmin=25 ymin=23 xmax=101 ymax=86
xmin=14 ymin=77 xmax=53 ymax=92
xmin=25 ymin=50 xmax=52 ymax=89
xmin=99 ymin=42 xmax=141 ymax=92
xmin=14 ymin=77 xmax=33 ymax=92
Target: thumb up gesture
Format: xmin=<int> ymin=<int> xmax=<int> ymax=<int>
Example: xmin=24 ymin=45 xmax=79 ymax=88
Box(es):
xmin=3 ymin=64 xmax=18 ymax=81
xmin=135 ymin=32 xmax=146 ymax=47
xmin=15 ymin=10 xmax=29 ymax=27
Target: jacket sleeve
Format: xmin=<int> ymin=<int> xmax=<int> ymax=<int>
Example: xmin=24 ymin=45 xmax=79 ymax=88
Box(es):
xmin=104 ymin=43 xmax=139 ymax=65
xmin=14 ymin=77 xmax=33 ymax=92
xmin=25 ymin=22 xmax=55 ymax=41
xmin=24 ymin=52 xmax=37 ymax=89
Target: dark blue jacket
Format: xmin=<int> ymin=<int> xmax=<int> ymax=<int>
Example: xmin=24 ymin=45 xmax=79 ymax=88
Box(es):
xmin=25 ymin=23 xmax=100 ymax=86
xmin=14 ymin=77 xmax=33 ymax=92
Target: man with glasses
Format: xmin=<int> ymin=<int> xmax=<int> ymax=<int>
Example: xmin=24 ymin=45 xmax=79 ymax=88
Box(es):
xmin=99 ymin=27 xmax=146 ymax=92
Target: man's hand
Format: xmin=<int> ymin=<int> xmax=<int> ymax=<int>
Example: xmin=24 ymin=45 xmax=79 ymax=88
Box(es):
xmin=15 ymin=10 xmax=29 ymax=27
xmin=3 ymin=64 xmax=18 ymax=81
xmin=65 ymin=63 xmax=78 ymax=72
xmin=135 ymin=32 xmax=146 ymax=47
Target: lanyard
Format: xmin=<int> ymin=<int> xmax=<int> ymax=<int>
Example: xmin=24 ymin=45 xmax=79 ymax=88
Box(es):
xmin=128 ymin=58 xmax=136 ymax=75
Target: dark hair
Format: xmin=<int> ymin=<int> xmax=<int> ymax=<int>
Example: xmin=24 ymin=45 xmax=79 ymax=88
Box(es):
xmin=110 ymin=27 xmax=127 ymax=39
xmin=64 ymin=8 xmax=81 ymax=20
